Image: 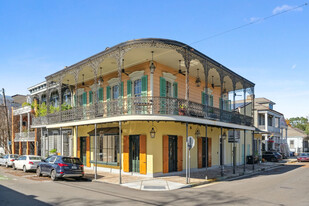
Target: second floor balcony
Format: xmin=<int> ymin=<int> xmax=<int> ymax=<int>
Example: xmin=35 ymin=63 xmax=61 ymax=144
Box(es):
xmin=14 ymin=131 xmax=36 ymax=142
xmin=32 ymin=96 xmax=253 ymax=127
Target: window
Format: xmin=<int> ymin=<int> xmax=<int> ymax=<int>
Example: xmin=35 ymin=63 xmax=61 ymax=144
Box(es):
xmin=290 ymin=140 xmax=295 ymax=149
xmin=134 ymin=79 xmax=142 ymax=97
xmin=166 ymin=81 xmax=172 ymax=97
xmin=98 ymin=134 xmax=119 ymax=163
xmin=63 ymin=88 xmax=71 ymax=106
xmin=268 ymin=115 xmax=273 ymax=126
xmin=258 ymin=114 xmax=265 ymax=125
xmin=112 ymin=85 xmax=119 ymax=99
xmin=49 ymin=156 xmax=56 ymax=163
xmin=50 ymin=91 xmax=59 ymax=107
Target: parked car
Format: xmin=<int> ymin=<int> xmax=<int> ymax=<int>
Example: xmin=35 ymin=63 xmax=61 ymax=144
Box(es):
xmin=13 ymin=155 xmax=42 ymax=172
xmin=0 ymin=155 xmax=8 ymax=166
xmin=297 ymin=153 xmax=309 ymax=162
xmin=36 ymin=156 xmax=84 ymax=181
xmin=262 ymin=151 xmax=282 ymax=162
xmin=0 ymin=154 xmax=19 ymax=167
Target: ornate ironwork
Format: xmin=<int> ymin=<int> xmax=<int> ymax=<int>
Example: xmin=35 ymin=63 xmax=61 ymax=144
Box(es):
xmin=32 ymin=96 xmax=253 ymax=127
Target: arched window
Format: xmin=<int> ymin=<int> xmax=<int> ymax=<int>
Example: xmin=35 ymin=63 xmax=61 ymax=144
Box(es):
xmin=41 ymin=94 xmax=47 ymax=104
xmin=50 ymin=91 xmax=59 ymax=107
xmin=62 ymin=88 xmax=71 ymax=106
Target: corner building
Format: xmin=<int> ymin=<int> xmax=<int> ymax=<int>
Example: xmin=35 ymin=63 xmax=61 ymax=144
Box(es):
xmin=30 ymin=38 xmax=255 ymax=176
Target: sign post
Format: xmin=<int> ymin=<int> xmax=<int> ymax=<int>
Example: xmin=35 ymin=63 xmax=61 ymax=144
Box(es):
xmin=187 ymin=136 xmax=195 ymax=183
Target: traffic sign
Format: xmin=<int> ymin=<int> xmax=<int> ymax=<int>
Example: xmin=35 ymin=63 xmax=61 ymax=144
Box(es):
xmin=187 ymin=136 xmax=195 ymax=150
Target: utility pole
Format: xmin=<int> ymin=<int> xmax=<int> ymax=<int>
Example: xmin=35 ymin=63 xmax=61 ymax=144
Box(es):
xmin=2 ymin=88 xmax=11 ymax=154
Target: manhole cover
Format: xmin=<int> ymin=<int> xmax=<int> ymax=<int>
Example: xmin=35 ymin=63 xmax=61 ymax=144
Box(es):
xmin=143 ymin=186 xmax=166 ymax=190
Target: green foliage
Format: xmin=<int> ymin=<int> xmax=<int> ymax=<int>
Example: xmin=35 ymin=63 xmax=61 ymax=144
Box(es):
xmin=61 ymin=103 xmax=72 ymax=111
xmin=39 ymin=102 xmax=47 ymax=117
xmin=22 ymin=102 xmax=31 ymax=107
xmin=49 ymin=149 xmax=57 ymax=154
xmin=288 ymin=117 xmax=309 ymax=135
xmin=49 ymin=105 xmax=60 ymax=114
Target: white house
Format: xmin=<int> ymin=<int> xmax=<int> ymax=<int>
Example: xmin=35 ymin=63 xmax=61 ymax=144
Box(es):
xmin=287 ymin=126 xmax=308 ymax=155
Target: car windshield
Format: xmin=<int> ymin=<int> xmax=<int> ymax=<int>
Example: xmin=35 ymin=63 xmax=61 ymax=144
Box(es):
xmin=29 ymin=156 xmax=41 ymax=160
xmin=62 ymin=157 xmax=82 ymax=164
xmin=11 ymin=155 xmax=19 ymax=158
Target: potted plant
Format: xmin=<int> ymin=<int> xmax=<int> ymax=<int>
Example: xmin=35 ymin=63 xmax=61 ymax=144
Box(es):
xmin=179 ymin=104 xmax=186 ymax=115
xmin=49 ymin=149 xmax=57 ymax=155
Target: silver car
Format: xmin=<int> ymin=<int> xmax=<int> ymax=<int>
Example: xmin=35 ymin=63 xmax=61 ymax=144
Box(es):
xmin=1 ymin=154 xmax=19 ymax=168
xmin=13 ymin=155 xmax=42 ymax=172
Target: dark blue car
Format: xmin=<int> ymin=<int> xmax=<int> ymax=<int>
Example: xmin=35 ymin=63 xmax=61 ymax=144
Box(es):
xmin=36 ymin=155 xmax=84 ymax=181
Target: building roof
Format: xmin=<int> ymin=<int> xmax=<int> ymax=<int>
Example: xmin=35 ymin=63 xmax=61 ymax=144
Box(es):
xmin=287 ymin=126 xmax=309 ymax=138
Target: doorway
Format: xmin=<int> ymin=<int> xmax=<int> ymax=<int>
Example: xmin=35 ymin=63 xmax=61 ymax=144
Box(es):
xmin=80 ymin=137 xmax=87 ymax=165
xmin=129 ymin=135 xmax=140 ymax=173
xmin=168 ymin=135 xmax=178 ymax=172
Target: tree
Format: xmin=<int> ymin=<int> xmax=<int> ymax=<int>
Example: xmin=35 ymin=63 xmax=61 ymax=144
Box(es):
xmin=288 ymin=117 xmax=309 ymax=135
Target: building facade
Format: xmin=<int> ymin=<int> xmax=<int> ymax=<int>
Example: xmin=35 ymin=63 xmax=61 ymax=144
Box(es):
xmin=27 ymin=38 xmax=255 ymax=176
xmin=287 ymin=126 xmax=309 ymax=154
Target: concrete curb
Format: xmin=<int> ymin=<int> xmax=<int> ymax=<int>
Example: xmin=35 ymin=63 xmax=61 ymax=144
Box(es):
xmin=190 ymin=164 xmax=284 ymax=188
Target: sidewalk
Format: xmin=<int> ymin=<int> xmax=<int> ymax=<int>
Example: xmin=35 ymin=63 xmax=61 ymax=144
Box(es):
xmin=84 ymin=159 xmax=295 ymax=191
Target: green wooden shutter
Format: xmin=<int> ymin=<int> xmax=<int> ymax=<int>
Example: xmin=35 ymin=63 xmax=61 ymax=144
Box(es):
xmin=106 ymin=86 xmax=111 ymax=101
xmin=127 ymin=80 xmax=132 ymax=97
xmin=160 ymin=77 xmax=166 ymax=97
xmin=160 ymin=77 xmax=166 ymax=114
xmin=89 ymin=91 xmax=93 ymax=105
xmin=121 ymin=81 xmax=124 ymax=97
xmin=173 ymin=82 xmax=178 ymax=98
xmin=74 ymin=95 xmax=76 ymax=106
xmin=141 ymin=75 xmax=148 ymax=97
xmin=98 ymin=87 xmax=103 ymax=101
xmin=209 ymin=95 xmax=213 ymax=106
xmin=201 ymin=91 xmax=205 ymax=105
xmin=247 ymin=144 xmax=250 ymax=156
xmin=82 ymin=92 xmax=87 ymax=106
xmin=127 ymin=80 xmax=132 ymax=114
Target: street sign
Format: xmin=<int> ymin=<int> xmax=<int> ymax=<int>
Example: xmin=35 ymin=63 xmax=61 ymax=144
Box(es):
xmin=187 ymin=136 xmax=195 ymax=150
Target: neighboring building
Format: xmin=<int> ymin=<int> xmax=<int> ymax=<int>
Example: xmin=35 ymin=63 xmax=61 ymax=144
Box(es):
xmin=27 ymin=38 xmax=255 ymax=176
xmin=287 ymin=126 xmax=309 ymax=154
xmin=0 ymin=94 xmax=26 ymax=154
xmin=234 ymin=97 xmax=289 ymax=156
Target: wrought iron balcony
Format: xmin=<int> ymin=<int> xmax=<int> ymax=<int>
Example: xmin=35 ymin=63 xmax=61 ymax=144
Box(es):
xmin=32 ymin=96 xmax=253 ymax=127
xmin=14 ymin=132 xmax=36 ymax=142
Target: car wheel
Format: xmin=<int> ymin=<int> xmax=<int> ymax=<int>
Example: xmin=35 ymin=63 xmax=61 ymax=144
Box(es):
xmin=36 ymin=167 xmax=42 ymax=177
xmin=12 ymin=164 xmax=16 ymax=170
xmin=5 ymin=163 xmax=8 ymax=168
xmin=51 ymin=170 xmax=58 ymax=181
xmin=23 ymin=165 xmax=27 ymax=173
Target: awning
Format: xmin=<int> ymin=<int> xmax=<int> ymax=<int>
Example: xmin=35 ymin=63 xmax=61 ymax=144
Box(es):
xmin=88 ymin=127 xmax=119 ymax=136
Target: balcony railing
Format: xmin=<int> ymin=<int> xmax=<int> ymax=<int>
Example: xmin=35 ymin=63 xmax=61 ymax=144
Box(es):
xmin=32 ymin=96 xmax=253 ymax=127
xmin=258 ymin=125 xmax=280 ymax=134
xmin=14 ymin=132 xmax=35 ymax=142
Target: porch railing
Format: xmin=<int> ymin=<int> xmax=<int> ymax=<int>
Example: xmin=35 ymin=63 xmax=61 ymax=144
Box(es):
xmin=32 ymin=96 xmax=253 ymax=127
xmin=14 ymin=131 xmax=35 ymax=142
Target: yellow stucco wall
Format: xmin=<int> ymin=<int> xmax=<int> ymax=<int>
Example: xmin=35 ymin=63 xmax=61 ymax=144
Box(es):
xmin=71 ymin=121 xmax=253 ymax=174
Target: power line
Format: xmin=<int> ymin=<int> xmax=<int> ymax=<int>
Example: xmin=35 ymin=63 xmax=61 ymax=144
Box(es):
xmin=189 ymin=3 xmax=308 ymax=46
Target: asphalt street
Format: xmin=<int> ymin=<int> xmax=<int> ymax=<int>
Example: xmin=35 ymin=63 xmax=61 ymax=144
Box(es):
xmin=0 ymin=162 xmax=308 ymax=206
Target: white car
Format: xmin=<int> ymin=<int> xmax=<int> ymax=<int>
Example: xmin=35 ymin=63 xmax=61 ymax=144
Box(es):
xmin=0 ymin=154 xmax=19 ymax=167
xmin=13 ymin=155 xmax=42 ymax=172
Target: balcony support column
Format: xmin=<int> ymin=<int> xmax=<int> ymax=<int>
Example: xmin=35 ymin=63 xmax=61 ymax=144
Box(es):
xmin=202 ymin=60 xmax=209 ymax=117
xmin=184 ymin=50 xmax=191 ymax=101
xmin=219 ymin=74 xmax=224 ymax=121
xmin=243 ymin=84 xmax=246 ymax=120
xmin=243 ymin=130 xmax=246 ymax=172
xmin=46 ymin=82 xmax=50 ymax=114
xmin=58 ymin=82 xmax=62 ymax=122
xmin=11 ymin=107 xmax=15 ymax=154
xmin=220 ymin=127 xmax=224 ymax=176
xmin=88 ymin=59 xmax=100 ymax=116
xmin=232 ymin=82 xmax=236 ymax=174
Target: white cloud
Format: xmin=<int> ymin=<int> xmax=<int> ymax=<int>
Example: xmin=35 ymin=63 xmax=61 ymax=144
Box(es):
xmin=249 ymin=17 xmax=261 ymax=23
xmin=291 ymin=64 xmax=297 ymax=69
xmin=272 ymin=5 xmax=303 ymax=15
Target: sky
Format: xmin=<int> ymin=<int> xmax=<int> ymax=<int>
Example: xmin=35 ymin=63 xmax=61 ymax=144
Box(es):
xmin=0 ymin=0 xmax=308 ymax=118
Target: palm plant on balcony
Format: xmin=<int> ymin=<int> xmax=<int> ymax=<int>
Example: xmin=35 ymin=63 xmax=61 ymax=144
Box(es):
xmin=39 ymin=102 xmax=47 ymax=117
xmin=61 ymin=103 xmax=72 ymax=111
xmin=49 ymin=105 xmax=59 ymax=114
